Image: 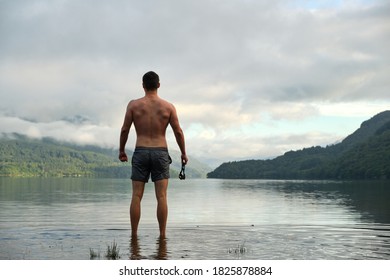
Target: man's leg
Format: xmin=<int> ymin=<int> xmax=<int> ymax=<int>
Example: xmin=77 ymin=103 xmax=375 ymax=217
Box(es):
xmin=130 ymin=180 xmax=145 ymax=237
xmin=154 ymin=179 xmax=169 ymax=238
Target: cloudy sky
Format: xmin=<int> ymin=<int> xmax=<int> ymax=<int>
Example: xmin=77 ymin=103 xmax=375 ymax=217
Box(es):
xmin=1 ymin=0 xmax=389 ymax=166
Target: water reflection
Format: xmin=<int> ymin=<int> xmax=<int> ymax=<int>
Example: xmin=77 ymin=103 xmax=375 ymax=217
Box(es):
xmin=154 ymin=237 xmax=168 ymax=260
xmin=274 ymin=180 xmax=390 ymax=224
xmin=219 ymin=180 xmax=390 ymax=224
xmin=129 ymin=236 xmax=168 ymax=260
xmin=129 ymin=236 xmax=141 ymax=260
xmin=0 ymin=177 xmax=130 ymax=205
xmin=340 ymin=181 xmax=390 ymax=224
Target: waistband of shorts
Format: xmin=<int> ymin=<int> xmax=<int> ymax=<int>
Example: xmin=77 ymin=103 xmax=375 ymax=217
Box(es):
xmin=134 ymin=146 xmax=168 ymax=152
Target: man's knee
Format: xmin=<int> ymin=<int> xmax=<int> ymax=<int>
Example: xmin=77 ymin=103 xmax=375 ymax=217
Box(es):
xmin=155 ymin=187 xmax=166 ymax=199
xmin=132 ymin=181 xmax=145 ymax=201
xmin=156 ymin=193 xmax=167 ymax=203
xmin=132 ymin=193 xmax=143 ymax=202
xmin=155 ymin=191 xmax=167 ymax=203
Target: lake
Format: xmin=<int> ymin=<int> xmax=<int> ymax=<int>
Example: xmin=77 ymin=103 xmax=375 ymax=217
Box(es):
xmin=0 ymin=178 xmax=389 ymax=260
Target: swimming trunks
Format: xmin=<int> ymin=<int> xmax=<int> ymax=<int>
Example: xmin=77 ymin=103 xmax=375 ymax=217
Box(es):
xmin=131 ymin=147 xmax=172 ymax=182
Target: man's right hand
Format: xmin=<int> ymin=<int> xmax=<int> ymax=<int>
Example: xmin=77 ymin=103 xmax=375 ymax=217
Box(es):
xmin=119 ymin=151 xmax=128 ymax=162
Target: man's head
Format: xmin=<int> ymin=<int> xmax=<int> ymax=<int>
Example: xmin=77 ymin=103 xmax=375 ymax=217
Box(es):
xmin=143 ymin=71 xmax=160 ymax=91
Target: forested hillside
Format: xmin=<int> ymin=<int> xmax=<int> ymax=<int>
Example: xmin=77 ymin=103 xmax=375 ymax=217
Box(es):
xmin=0 ymin=134 xmax=211 ymax=178
xmin=208 ymin=111 xmax=390 ymax=180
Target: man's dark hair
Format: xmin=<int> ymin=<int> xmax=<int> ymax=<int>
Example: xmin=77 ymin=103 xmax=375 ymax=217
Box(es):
xmin=143 ymin=71 xmax=160 ymax=91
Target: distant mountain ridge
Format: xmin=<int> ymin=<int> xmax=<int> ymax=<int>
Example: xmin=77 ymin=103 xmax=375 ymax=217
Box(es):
xmin=208 ymin=111 xmax=390 ymax=180
xmin=0 ymin=134 xmax=211 ymax=178
xmin=341 ymin=110 xmax=390 ymax=148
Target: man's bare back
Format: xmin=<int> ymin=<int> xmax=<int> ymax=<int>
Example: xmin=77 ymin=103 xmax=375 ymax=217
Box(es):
xmin=130 ymin=95 xmax=174 ymax=148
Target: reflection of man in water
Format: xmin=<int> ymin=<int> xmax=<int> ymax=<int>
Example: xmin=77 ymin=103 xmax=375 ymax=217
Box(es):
xmin=130 ymin=237 xmax=168 ymax=260
xmin=119 ymin=71 xmax=188 ymax=238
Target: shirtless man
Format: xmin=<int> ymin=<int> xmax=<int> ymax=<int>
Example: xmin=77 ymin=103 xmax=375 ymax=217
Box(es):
xmin=119 ymin=71 xmax=188 ymax=238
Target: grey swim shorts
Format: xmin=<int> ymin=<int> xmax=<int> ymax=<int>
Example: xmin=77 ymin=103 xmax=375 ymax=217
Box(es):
xmin=131 ymin=147 xmax=172 ymax=182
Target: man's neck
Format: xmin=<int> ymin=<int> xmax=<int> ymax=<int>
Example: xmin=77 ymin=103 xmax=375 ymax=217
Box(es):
xmin=144 ymin=89 xmax=158 ymax=97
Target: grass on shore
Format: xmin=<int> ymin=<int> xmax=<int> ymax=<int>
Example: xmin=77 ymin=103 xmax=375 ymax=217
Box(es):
xmin=89 ymin=240 xmax=120 ymax=260
xmin=105 ymin=240 xmax=120 ymax=260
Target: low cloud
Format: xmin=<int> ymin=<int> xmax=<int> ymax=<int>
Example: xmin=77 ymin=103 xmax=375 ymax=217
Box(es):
xmin=0 ymin=113 xmax=117 ymax=147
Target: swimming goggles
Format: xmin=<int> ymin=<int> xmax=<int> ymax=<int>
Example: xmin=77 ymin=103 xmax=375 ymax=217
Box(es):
xmin=179 ymin=163 xmax=186 ymax=180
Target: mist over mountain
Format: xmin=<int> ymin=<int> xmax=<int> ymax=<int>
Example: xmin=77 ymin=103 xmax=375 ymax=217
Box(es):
xmin=2 ymin=111 xmax=389 ymax=180
xmin=0 ymin=134 xmax=211 ymax=178
xmin=208 ymin=111 xmax=390 ymax=180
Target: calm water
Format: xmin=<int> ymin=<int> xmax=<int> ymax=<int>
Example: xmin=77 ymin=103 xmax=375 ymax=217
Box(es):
xmin=0 ymin=178 xmax=389 ymax=260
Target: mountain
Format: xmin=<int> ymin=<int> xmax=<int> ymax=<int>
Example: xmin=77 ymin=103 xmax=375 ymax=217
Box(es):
xmin=0 ymin=134 xmax=212 ymax=178
xmin=340 ymin=110 xmax=390 ymax=148
xmin=207 ymin=111 xmax=390 ymax=180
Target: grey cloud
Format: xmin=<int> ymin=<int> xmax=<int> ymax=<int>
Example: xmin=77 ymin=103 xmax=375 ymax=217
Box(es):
xmin=2 ymin=1 xmax=388 ymax=97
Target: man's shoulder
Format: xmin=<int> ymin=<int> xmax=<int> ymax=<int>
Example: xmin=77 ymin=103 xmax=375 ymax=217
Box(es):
xmin=128 ymin=97 xmax=144 ymax=106
xmin=159 ymin=97 xmax=174 ymax=107
xmin=130 ymin=97 xmax=144 ymax=103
